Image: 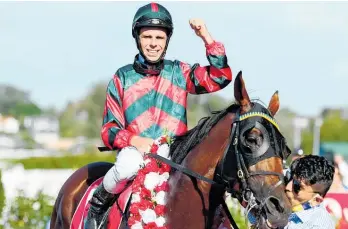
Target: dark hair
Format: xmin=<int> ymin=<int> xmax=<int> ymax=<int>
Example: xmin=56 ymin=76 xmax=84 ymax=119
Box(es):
xmin=291 ymin=155 xmax=334 ymax=197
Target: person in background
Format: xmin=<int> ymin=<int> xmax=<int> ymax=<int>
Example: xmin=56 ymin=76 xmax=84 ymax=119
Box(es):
xmin=334 ymin=154 xmax=348 ymax=189
xmin=323 ymin=151 xmax=348 ymax=192
xmin=328 ymin=154 xmax=348 ymax=193
xmin=283 ymin=155 xmax=335 ymax=229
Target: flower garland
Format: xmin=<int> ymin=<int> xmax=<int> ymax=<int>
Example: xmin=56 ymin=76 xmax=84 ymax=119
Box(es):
xmin=128 ymin=136 xmax=172 ymax=229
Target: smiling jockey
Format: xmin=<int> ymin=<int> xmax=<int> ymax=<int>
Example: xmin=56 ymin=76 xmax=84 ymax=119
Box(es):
xmin=85 ymin=2 xmax=233 ymax=228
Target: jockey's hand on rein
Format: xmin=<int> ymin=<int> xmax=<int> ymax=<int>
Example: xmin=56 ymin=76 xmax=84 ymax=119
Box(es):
xmin=130 ymin=136 xmax=154 ymax=155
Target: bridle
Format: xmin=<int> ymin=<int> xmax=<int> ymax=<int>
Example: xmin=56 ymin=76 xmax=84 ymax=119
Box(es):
xmin=214 ymin=104 xmax=291 ymax=227
xmin=220 ymin=107 xmax=289 ymax=193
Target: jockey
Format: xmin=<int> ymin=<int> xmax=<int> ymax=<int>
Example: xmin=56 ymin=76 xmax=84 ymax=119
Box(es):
xmin=85 ymin=2 xmax=233 ymax=228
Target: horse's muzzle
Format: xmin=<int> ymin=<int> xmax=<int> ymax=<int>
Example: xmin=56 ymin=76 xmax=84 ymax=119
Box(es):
xmin=263 ymin=196 xmax=290 ymax=227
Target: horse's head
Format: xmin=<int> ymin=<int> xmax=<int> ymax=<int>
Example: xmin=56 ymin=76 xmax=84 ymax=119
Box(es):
xmin=218 ymin=71 xmax=292 ymax=228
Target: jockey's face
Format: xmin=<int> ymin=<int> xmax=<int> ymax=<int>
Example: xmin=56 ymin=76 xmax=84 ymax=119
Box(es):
xmin=139 ymin=27 xmax=168 ymax=62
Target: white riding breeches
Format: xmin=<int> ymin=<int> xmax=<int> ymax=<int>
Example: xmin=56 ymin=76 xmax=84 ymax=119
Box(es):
xmin=103 ymin=146 xmax=144 ymax=194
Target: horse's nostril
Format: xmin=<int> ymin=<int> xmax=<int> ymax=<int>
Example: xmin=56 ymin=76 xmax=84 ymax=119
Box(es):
xmin=266 ymin=196 xmax=284 ymax=214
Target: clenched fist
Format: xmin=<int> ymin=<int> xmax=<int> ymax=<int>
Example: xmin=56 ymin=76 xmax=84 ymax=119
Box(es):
xmin=189 ymin=18 xmax=214 ymax=45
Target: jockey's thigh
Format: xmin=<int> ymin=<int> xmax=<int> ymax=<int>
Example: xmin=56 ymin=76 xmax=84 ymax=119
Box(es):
xmin=114 ymin=146 xmax=144 ymax=180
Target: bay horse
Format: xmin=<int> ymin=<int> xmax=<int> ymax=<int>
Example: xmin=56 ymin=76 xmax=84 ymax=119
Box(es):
xmin=50 ymin=71 xmax=292 ymax=229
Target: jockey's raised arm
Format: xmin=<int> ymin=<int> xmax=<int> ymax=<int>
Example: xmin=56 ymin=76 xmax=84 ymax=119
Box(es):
xmin=180 ymin=41 xmax=232 ymax=94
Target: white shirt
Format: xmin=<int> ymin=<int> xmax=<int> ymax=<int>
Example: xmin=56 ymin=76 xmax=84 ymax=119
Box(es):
xmin=284 ymin=204 xmax=335 ymax=229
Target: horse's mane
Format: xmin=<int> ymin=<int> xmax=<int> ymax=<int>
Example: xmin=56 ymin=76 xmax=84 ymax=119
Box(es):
xmin=169 ymin=103 xmax=239 ymax=165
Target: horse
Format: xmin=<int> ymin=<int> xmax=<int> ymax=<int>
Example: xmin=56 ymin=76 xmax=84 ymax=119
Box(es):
xmin=50 ymin=71 xmax=292 ymax=229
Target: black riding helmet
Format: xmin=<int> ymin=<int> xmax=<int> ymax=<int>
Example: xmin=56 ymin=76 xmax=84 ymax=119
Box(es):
xmin=132 ymin=2 xmax=173 ymax=64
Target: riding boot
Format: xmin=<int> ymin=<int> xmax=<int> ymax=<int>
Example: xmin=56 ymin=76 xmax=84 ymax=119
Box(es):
xmin=84 ymin=183 xmax=116 ymax=229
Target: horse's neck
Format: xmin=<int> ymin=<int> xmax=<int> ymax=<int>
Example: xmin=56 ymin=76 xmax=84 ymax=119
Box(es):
xmin=166 ymin=113 xmax=235 ymax=228
xmin=184 ymin=113 xmax=235 ymax=178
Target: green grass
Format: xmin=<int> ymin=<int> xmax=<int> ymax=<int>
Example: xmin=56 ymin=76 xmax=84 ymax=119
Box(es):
xmin=8 ymin=153 xmax=115 ymax=169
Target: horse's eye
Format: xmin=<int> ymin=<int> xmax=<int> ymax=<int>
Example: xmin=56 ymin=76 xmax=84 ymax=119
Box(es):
xmin=246 ymin=136 xmax=258 ymax=145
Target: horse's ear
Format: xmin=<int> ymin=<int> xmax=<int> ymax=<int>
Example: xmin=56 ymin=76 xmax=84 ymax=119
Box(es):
xmin=268 ymin=90 xmax=280 ymax=116
xmin=234 ymin=71 xmax=251 ymax=114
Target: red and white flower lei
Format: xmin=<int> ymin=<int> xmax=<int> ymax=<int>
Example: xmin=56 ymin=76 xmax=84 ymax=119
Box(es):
xmin=128 ymin=136 xmax=171 ymax=229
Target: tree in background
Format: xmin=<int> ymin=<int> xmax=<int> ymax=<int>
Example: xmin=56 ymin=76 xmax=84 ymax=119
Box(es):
xmin=7 ymin=102 xmax=41 ymax=118
xmin=320 ymin=110 xmax=348 ymax=142
xmin=59 ymin=82 xmax=107 ymax=138
xmin=301 ymin=129 xmax=314 ymax=155
xmin=299 ymin=109 xmax=348 ymax=155
xmin=59 ymin=102 xmax=87 ymax=137
xmin=0 ymin=85 xmax=30 ymax=113
xmin=0 ymin=85 xmax=42 ymax=119
xmin=3 ymin=190 xmax=53 ymax=229
xmin=187 ymin=93 xmax=233 ymax=129
xmin=79 ymin=83 xmax=108 ymax=138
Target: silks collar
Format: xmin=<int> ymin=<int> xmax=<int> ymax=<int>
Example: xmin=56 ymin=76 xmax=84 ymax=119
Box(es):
xmin=133 ymin=53 xmax=163 ymax=76
xmin=292 ymin=195 xmax=322 ymax=212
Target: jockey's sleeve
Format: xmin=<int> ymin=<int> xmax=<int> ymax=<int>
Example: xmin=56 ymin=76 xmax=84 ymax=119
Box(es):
xmin=179 ymin=41 xmax=233 ymax=94
xmin=100 ymin=74 xmax=135 ymax=149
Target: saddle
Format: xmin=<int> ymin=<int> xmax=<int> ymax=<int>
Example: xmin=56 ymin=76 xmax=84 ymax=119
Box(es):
xmin=70 ymin=177 xmax=133 ymax=229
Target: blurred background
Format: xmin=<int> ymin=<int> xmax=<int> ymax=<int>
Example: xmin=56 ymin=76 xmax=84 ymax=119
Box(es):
xmin=1 ymin=1 xmax=348 ymax=228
